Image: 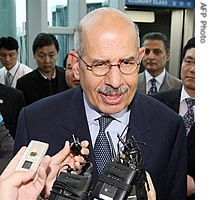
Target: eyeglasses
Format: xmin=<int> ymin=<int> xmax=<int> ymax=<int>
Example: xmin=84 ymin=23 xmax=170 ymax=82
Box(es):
xmin=78 ymin=56 xmax=140 ymax=76
xmin=183 ymin=58 xmax=195 ymax=66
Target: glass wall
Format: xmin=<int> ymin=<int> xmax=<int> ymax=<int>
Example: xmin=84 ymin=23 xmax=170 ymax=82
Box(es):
xmin=0 ymin=0 xmax=194 ymax=76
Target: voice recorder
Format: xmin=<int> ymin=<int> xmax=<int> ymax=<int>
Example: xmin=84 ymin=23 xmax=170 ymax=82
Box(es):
xmin=15 ymin=140 xmax=49 ymax=172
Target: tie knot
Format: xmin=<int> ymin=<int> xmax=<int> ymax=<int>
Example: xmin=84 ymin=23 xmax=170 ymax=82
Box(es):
xmin=185 ymin=98 xmax=195 ymax=108
xmin=98 ymin=116 xmax=113 ymax=131
xmin=150 ymin=78 xmax=157 ymax=85
xmin=7 ymin=71 xmax=11 ymax=77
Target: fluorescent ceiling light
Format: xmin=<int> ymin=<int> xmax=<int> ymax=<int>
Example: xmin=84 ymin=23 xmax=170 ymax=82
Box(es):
xmin=125 ymin=10 xmax=155 ymax=23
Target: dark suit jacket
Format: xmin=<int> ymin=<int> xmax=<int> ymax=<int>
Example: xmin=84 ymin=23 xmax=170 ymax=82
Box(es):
xmin=137 ymin=70 xmax=183 ymax=94
xmin=16 ymin=67 xmax=69 ymax=105
xmin=0 ymin=83 xmax=25 ymax=139
xmin=13 ymin=87 xmax=187 ymax=199
xmin=0 ymin=121 xmax=14 ymax=174
xmin=152 ymin=89 xmax=195 ymax=200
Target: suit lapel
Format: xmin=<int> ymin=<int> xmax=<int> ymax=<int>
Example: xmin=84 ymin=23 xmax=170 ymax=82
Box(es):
xmin=127 ymin=93 xmax=152 ymax=163
xmin=61 ymin=87 xmax=98 ymax=180
xmin=137 ymin=72 xmax=147 ymax=93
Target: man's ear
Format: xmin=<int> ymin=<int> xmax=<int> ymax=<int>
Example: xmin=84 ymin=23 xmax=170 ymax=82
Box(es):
xmin=166 ymin=51 xmax=170 ymax=62
xmin=139 ymin=47 xmax=145 ymax=61
xmin=69 ymin=51 xmax=79 ymax=80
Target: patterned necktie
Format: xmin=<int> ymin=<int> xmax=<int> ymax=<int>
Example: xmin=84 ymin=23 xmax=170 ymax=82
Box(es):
xmin=94 ymin=116 xmax=113 ymax=174
xmin=5 ymin=71 xmax=12 ymax=86
xmin=183 ymin=98 xmax=195 ymax=135
xmin=148 ymin=78 xmax=157 ymax=95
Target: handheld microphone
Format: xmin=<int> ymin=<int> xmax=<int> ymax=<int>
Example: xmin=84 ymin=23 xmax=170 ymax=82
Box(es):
xmin=48 ymin=135 xmax=93 ymax=200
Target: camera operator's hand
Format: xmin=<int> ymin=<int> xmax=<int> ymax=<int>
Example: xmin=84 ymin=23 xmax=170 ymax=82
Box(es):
xmin=0 ymin=147 xmax=51 ymax=200
xmin=43 ymin=140 xmax=89 ymax=198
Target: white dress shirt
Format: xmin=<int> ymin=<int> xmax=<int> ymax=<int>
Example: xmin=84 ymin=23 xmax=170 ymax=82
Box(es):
xmin=0 ymin=61 xmax=32 ymax=88
xmin=145 ymin=69 xmax=165 ymax=93
xmin=179 ymin=86 xmax=195 ymax=117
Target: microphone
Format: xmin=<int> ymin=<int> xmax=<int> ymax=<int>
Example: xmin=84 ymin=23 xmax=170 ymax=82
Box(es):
xmin=91 ymin=134 xmax=149 ymax=200
xmin=107 ymin=131 xmax=117 ymax=161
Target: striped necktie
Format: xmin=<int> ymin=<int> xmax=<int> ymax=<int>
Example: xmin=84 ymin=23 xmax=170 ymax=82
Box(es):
xmin=5 ymin=71 xmax=13 ymax=86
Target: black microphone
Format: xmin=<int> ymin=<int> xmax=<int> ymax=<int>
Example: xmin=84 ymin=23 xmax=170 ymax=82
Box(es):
xmin=91 ymin=134 xmax=148 ymax=200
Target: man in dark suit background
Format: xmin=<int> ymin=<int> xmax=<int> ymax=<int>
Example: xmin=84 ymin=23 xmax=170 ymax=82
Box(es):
xmin=0 ymin=112 xmax=14 ymax=174
xmin=13 ymin=8 xmax=187 ymax=199
xmin=16 ymin=33 xmax=68 ymax=106
xmin=152 ymin=37 xmax=195 ymax=199
xmin=0 ymin=83 xmax=25 ymax=139
xmin=137 ymin=32 xmax=182 ymax=95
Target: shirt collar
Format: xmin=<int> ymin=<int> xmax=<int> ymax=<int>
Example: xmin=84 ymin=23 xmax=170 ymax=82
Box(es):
xmin=6 ymin=61 xmax=19 ymax=76
xmin=38 ymin=68 xmax=56 ymax=79
xmin=145 ymin=68 xmax=166 ymax=85
xmin=180 ymin=86 xmax=195 ymax=103
xmin=83 ymin=92 xmax=130 ymax=125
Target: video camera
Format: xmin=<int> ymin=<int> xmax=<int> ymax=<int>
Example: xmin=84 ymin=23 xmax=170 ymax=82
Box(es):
xmin=48 ymin=134 xmax=149 ymax=200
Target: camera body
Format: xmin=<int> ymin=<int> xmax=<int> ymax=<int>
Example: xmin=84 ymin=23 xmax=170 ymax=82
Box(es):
xmin=91 ymin=161 xmax=138 ymax=200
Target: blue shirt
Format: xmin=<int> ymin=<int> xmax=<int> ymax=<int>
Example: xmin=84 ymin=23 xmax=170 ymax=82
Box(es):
xmin=83 ymin=93 xmax=131 ymax=155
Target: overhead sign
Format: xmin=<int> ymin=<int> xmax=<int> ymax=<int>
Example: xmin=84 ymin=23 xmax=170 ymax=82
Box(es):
xmin=125 ymin=0 xmax=195 ymax=9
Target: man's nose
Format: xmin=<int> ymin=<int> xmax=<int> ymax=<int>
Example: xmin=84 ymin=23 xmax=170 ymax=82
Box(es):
xmin=104 ymin=65 xmax=124 ymax=88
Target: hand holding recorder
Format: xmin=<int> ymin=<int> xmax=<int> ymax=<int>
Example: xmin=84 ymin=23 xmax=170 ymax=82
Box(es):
xmin=0 ymin=139 xmax=89 ymax=200
xmin=0 ymin=146 xmax=51 ymax=200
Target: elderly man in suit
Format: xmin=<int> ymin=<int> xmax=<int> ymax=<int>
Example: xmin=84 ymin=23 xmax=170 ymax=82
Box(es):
xmin=152 ymin=37 xmax=195 ymax=199
xmin=137 ymin=32 xmax=182 ymax=95
xmin=13 ymin=8 xmax=187 ymax=199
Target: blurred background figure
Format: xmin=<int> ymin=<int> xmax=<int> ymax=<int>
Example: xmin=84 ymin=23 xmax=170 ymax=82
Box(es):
xmin=16 ymin=33 xmax=68 ymax=106
xmin=0 ymin=112 xmax=14 ymax=174
xmin=63 ymin=52 xmax=80 ymax=88
xmin=0 ymin=36 xmax=32 ymax=88
xmin=137 ymin=32 xmax=182 ymax=95
xmin=152 ymin=37 xmax=195 ymax=200
xmin=0 ymin=83 xmax=25 ymax=139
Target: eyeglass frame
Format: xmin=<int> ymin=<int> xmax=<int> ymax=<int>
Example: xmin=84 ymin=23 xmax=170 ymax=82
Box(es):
xmin=77 ymin=55 xmax=141 ymax=76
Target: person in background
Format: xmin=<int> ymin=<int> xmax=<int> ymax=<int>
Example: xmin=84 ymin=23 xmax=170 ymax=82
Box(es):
xmin=0 ymin=112 xmax=14 ymax=174
xmin=13 ymin=7 xmax=187 ymax=199
xmin=0 ymin=36 xmax=32 ymax=88
xmin=137 ymin=32 xmax=182 ymax=95
xmin=63 ymin=52 xmax=80 ymax=88
xmin=16 ymin=33 xmax=68 ymax=106
xmin=152 ymin=37 xmax=195 ymax=199
xmin=0 ymin=83 xmax=25 ymax=139
xmin=0 ymin=140 xmax=89 ymax=200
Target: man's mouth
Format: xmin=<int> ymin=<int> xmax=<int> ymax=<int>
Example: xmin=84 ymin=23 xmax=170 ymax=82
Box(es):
xmin=100 ymin=93 xmax=124 ymax=105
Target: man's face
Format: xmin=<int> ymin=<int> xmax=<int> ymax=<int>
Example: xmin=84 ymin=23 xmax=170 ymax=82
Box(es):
xmin=34 ymin=45 xmax=58 ymax=74
xmin=0 ymin=48 xmax=18 ymax=70
xmin=142 ymin=39 xmax=170 ymax=76
xmin=72 ymin=25 xmax=144 ymax=114
xmin=181 ymin=48 xmax=195 ymax=92
xmin=65 ymin=58 xmax=80 ymax=88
